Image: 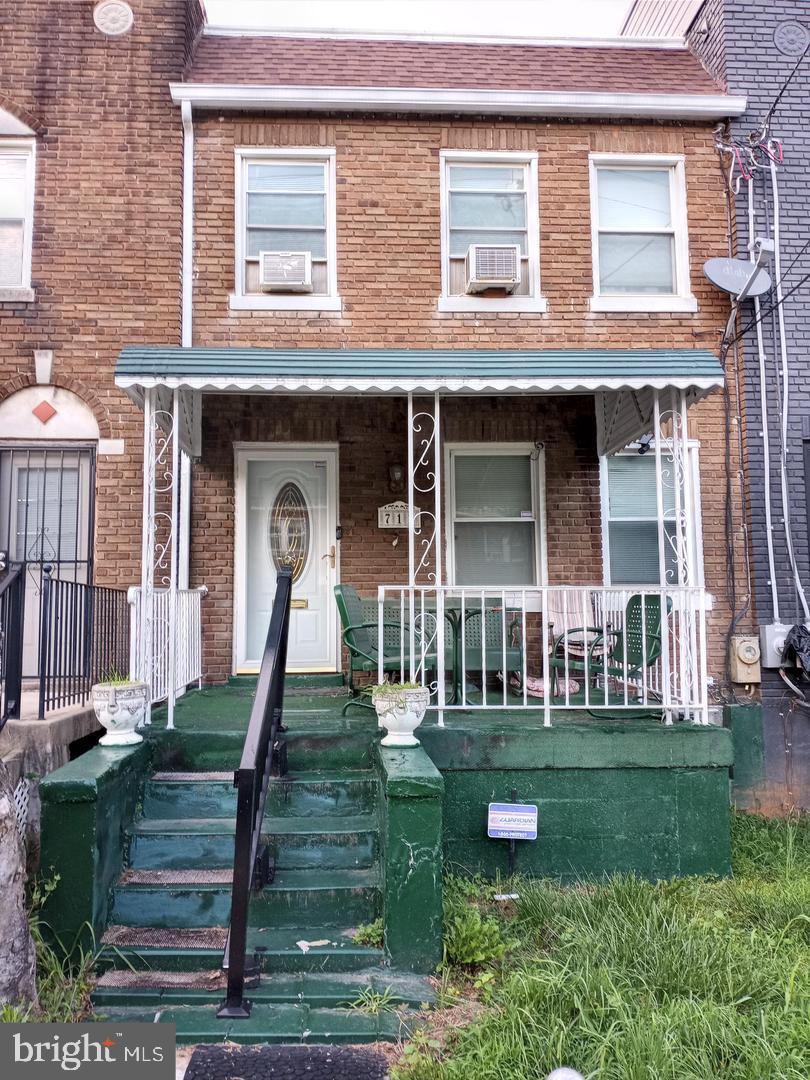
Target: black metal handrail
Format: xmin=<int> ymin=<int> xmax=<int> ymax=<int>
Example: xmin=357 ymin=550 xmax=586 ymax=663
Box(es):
xmin=0 ymin=558 xmax=25 ymax=730
xmin=38 ymin=564 xmax=130 ymax=719
xmin=218 ymin=567 xmax=292 ymax=1019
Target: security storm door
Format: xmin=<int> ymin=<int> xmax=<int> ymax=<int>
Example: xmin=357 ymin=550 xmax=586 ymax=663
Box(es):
xmin=0 ymin=446 xmax=95 ymax=677
xmin=236 ymin=447 xmax=338 ymax=673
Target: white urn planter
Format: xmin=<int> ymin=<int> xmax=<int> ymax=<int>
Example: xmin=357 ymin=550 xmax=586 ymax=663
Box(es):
xmin=91 ymin=682 xmax=149 ymax=746
xmin=371 ymin=685 xmax=430 ymax=747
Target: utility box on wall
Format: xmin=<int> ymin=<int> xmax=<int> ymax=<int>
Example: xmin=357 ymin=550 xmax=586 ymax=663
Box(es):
xmin=730 ymin=635 xmax=762 ymax=684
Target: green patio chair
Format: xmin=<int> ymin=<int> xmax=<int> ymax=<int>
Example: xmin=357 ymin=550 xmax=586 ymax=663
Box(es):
xmin=458 ymin=606 xmax=524 ymax=695
xmin=335 ymin=584 xmax=441 ymax=714
xmin=549 ymin=593 xmax=669 ymax=697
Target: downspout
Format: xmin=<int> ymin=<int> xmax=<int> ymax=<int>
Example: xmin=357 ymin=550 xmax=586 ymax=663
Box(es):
xmin=179 ymin=101 xmax=193 ymax=591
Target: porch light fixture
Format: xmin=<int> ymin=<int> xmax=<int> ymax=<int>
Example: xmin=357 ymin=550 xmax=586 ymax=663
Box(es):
xmin=389 ymin=463 xmax=405 ymax=491
xmin=637 ymin=434 xmax=653 ymax=455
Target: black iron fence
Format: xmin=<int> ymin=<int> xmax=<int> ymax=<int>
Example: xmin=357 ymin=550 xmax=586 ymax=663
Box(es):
xmin=218 ymin=567 xmax=292 ymax=1020
xmin=0 ymin=558 xmax=25 ymax=730
xmin=38 ymin=565 xmax=130 ymax=718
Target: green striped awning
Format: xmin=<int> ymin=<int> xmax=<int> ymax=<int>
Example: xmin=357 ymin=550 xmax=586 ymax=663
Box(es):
xmin=115 ymin=346 xmax=723 ymax=396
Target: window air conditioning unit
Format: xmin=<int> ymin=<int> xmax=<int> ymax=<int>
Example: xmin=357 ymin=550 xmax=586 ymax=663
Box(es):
xmin=258 ymin=251 xmax=313 ymax=293
xmin=464 ymin=244 xmax=521 ymax=294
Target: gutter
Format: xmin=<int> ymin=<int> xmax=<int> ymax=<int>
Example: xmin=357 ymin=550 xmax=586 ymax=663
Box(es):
xmin=169 ymin=83 xmax=747 ymax=121
xmin=181 ymin=101 xmax=194 ymax=348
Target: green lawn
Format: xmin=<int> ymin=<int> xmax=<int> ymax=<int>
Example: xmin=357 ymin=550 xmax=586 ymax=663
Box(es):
xmin=396 ymin=813 xmax=810 ymax=1080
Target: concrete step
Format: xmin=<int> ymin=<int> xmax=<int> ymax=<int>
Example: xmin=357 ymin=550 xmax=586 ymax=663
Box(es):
xmin=89 ymin=1003 xmax=413 ymax=1046
xmin=100 ymin=925 xmax=385 ymax=974
xmin=111 ymin=868 xmax=381 ymax=929
xmin=142 ymin=771 xmax=378 ymax=820
xmin=93 ymin=968 xmax=434 ymax=1009
xmin=127 ymin=814 xmax=379 ymax=871
xmin=149 ymin=727 xmax=376 ymax=772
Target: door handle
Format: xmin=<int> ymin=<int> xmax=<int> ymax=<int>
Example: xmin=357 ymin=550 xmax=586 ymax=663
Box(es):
xmin=321 ymin=545 xmax=336 ymax=569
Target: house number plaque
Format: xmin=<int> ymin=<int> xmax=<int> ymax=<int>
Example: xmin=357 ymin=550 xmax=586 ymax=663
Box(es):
xmin=378 ymin=501 xmax=418 ymax=529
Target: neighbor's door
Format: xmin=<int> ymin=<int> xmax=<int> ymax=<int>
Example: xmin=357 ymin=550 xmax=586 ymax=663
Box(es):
xmin=0 ymin=446 xmax=95 ymax=677
xmin=236 ymin=448 xmax=338 ymax=672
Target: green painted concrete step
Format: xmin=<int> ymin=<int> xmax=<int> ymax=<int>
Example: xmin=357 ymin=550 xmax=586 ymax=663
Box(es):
xmin=127 ymin=814 xmax=379 ymax=871
xmin=142 ymin=771 xmax=378 ymax=820
xmin=100 ymin=925 xmax=384 ymax=974
xmin=229 ymin=673 xmax=345 ymax=689
xmin=90 ymin=1003 xmax=413 ymax=1046
xmin=150 ymin=730 xmax=374 ymax=772
xmin=111 ymin=868 xmax=381 ymax=929
xmin=92 ymin=969 xmax=434 ymax=1009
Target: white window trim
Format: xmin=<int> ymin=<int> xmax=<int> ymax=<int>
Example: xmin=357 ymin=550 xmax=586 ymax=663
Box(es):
xmin=0 ymin=138 xmax=35 ymax=302
xmin=588 ymin=152 xmax=696 ymax=314
xmin=444 ymin=442 xmax=548 ymax=590
xmin=599 ymin=442 xmax=704 ymax=587
xmin=438 ymin=150 xmax=547 ymax=314
xmin=230 ymin=146 xmax=341 ymax=312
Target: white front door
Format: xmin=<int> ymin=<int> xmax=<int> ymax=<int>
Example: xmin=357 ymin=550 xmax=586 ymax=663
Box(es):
xmin=235 ymin=447 xmax=338 ymax=673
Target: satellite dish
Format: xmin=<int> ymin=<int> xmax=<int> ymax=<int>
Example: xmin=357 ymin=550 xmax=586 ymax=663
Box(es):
xmin=703 ymin=257 xmax=772 ymax=298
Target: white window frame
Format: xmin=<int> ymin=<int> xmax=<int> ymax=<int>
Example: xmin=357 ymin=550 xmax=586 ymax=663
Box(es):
xmin=438 ymin=150 xmax=547 ymax=314
xmin=599 ymin=442 xmax=704 ymax=587
xmin=588 ymin=153 xmax=696 ymax=314
xmin=0 ymin=138 xmax=35 ymax=302
xmin=444 ymin=442 xmax=548 ymax=590
xmin=230 ymin=147 xmax=341 ymax=312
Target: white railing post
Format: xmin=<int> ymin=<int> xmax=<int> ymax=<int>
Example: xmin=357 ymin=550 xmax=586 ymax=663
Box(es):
xmin=139 ymin=388 xmax=155 ymax=704
xmin=167 ymin=390 xmax=180 ymax=730
xmin=433 ymin=392 xmax=445 ymax=727
xmin=653 ymin=391 xmax=673 ymax=722
xmin=407 ymin=393 xmax=416 ymax=681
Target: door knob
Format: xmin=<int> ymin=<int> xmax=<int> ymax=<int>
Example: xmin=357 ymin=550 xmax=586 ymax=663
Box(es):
xmin=321 ymin=545 xmax=336 ymax=569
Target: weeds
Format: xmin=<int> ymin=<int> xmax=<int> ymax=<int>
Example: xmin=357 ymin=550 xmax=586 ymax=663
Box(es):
xmin=352 ymin=917 xmax=384 ymax=948
xmin=396 ymin=812 xmax=810 ymax=1080
xmin=349 ymin=985 xmax=399 ymax=1015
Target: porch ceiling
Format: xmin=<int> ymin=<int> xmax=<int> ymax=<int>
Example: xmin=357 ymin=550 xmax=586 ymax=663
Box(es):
xmin=115 ymin=347 xmax=723 ymax=455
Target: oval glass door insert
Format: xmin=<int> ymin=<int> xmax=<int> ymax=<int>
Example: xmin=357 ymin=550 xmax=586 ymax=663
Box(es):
xmin=268 ymin=481 xmax=310 ymax=583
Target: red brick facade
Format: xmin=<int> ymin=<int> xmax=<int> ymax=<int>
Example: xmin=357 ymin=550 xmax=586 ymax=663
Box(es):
xmin=0 ymin=5 xmax=746 ymax=688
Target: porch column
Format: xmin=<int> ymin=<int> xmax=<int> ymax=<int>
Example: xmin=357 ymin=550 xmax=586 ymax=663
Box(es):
xmin=138 ymin=387 xmax=182 ymax=729
xmin=653 ymin=387 xmax=703 ymax=722
xmin=407 ymin=392 xmax=445 ymax=722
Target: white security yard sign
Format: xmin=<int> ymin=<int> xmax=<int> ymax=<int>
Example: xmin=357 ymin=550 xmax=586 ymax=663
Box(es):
xmin=487 ymin=802 xmax=538 ymax=840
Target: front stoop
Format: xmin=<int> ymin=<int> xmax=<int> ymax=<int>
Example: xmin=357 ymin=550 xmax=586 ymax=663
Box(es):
xmin=91 ymin=705 xmax=437 ymax=1044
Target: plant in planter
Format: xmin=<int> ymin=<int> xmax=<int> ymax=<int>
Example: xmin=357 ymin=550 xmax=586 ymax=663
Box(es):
xmin=370 ymin=681 xmax=430 ymax=747
xmin=91 ymin=668 xmax=150 ymax=747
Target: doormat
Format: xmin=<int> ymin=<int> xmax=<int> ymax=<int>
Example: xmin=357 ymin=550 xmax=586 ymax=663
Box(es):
xmin=184 ymin=1044 xmax=389 ymax=1080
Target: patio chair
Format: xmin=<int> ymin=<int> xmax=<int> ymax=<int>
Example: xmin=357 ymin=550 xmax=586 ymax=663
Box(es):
xmin=549 ymin=593 xmax=669 ymax=699
xmin=335 ymin=584 xmax=442 ymax=714
xmin=458 ymin=605 xmax=524 ymax=699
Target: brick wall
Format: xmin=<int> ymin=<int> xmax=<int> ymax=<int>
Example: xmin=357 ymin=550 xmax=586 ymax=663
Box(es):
xmin=189 ymin=114 xmax=743 ymax=685
xmin=690 ymin=0 xmax=810 ymax=809
xmin=0 ymin=0 xmax=188 ymax=589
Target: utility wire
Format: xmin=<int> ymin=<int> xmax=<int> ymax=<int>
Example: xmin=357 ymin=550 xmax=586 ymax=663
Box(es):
xmin=725 ymin=262 xmax=810 ymax=350
xmin=763 ymin=39 xmax=810 ymax=127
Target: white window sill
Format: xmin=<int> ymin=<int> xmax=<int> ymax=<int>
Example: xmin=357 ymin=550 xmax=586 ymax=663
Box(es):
xmin=589 ymin=294 xmax=698 ymax=314
xmin=0 ymin=286 xmax=35 ymax=303
xmin=229 ymin=293 xmax=342 ymax=312
xmin=438 ymin=295 xmax=548 ymax=314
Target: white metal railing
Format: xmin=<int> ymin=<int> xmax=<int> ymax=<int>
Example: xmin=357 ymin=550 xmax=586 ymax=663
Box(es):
xmin=128 ymin=586 xmax=207 ymax=704
xmin=376 ymin=585 xmax=709 ymax=726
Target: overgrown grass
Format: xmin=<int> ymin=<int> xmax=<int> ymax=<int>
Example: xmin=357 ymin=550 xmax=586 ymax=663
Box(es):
xmin=395 ymin=812 xmax=810 ymax=1080
xmin=5 ymin=876 xmax=98 ymax=1023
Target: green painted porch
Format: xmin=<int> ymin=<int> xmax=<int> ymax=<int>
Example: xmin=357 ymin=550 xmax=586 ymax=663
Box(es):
xmin=38 ymin=677 xmax=733 ymax=1043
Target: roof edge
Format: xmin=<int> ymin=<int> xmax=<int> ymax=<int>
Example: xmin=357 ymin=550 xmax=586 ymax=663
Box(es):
xmin=169 ymin=83 xmax=745 ymax=120
xmin=202 ymin=26 xmax=690 ymax=49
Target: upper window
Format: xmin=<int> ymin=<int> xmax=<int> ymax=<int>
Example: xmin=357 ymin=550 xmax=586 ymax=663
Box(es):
xmin=588 ymin=154 xmax=696 ymax=313
xmin=232 ymin=148 xmax=339 ymax=311
xmin=601 ymin=448 xmax=702 ymax=586
xmin=439 ymin=151 xmax=546 ymax=314
xmin=0 ymin=140 xmax=35 ymax=300
xmin=448 ymin=446 xmax=544 ymax=587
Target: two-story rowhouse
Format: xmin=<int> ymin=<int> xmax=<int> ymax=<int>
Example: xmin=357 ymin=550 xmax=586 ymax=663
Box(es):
xmin=12 ymin=1 xmax=768 ymax=1035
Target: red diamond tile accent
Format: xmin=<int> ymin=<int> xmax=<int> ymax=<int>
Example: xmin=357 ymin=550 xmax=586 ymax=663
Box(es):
xmin=32 ymin=400 xmax=57 ymax=425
